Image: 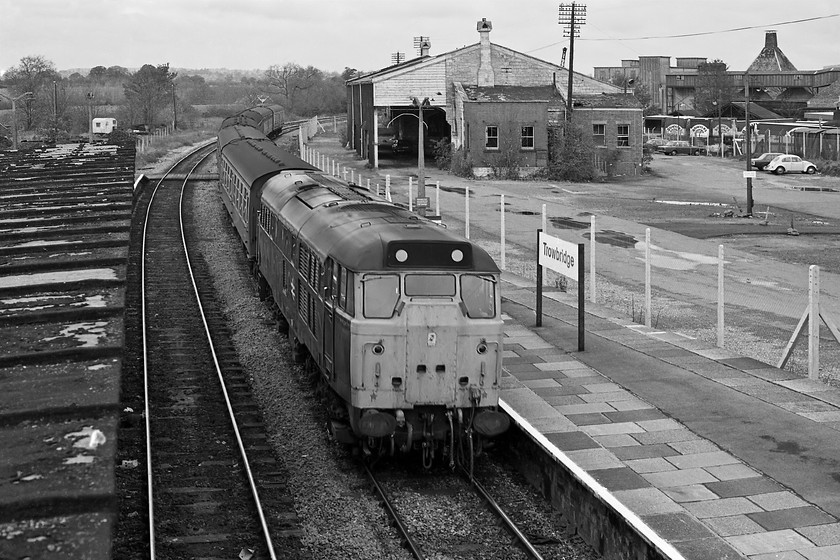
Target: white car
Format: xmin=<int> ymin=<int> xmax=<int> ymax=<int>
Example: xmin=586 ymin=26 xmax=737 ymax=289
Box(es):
xmin=764 ymin=155 xmax=818 ymax=175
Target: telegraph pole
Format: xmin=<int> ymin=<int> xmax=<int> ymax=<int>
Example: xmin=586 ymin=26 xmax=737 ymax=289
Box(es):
xmin=558 ymin=3 xmax=586 ymax=120
xmin=744 ymin=74 xmax=754 ymax=215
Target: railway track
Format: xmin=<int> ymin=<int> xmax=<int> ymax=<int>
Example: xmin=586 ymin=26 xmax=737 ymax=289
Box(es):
xmin=136 ymin=141 xmax=300 ymax=559
xmin=364 ymin=460 xmax=546 ymax=560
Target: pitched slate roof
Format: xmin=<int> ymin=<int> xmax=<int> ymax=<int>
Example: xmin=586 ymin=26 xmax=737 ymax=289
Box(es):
xmin=573 ymin=92 xmax=643 ymax=109
xmin=461 ymin=85 xmax=558 ymax=102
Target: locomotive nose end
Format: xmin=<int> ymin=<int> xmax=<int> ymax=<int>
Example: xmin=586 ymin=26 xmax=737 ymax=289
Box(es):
xmin=473 ymin=410 xmax=510 ymax=437
xmin=359 ymin=410 xmax=398 ymax=437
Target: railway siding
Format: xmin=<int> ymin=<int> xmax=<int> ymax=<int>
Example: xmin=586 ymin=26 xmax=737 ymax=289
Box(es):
xmin=0 ymin=142 xmax=134 ymax=559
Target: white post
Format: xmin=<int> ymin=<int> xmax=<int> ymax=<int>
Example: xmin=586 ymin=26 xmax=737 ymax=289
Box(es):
xmin=343 ymin=168 xmax=348 ymax=181
xmin=590 ymin=215 xmax=596 ymax=303
xmin=809 ymin=265 xmax=820 ymax=380
xmin=541 ymin=204 xmax=547 ymax=233
xmin=385 ymin=175 xmax=392 ymax=202
xmin=409 ymin=179 xmax=413 ymax=212
xmin=718 ymin=244 xmax=725 ymax=347
xmin=500 ymin=194 xmax=506 ymax=270
xmin=367 ymin=178 xmax=371 ymax=190
xmin=435 ymin=181 xmax=440 ymax=216
xmin=645 ymin=228 xmax=651 ymax=327
xmin=350 ymin=169 xmax=355 ymax=184
xmin=465 ymin=186 xmax=470 ymax=239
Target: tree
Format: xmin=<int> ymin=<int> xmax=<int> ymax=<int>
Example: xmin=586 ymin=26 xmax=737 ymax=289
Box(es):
xmin=4 ymin=55 xmax=60 ymax=128
xmin=547 ymin=122 xmax=598 ymax=182
xmin=123 ymin=63 xmax=177 ymax=125
xmin=694 ymin=60 xmax=734 ymax=116
xmin=89 ymin=66 xmax=108 ymax=82
xmin=264 ymin=63 xmax=320 ymax=112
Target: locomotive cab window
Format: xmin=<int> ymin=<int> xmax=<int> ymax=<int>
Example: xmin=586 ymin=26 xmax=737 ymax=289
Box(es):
xmin=362 ymin=274 xmax=399 ymax=318
xmin=405 ymin=274 xmax=455 ymax=297
xmin=461 ymin=274 xmax=496 ymax=318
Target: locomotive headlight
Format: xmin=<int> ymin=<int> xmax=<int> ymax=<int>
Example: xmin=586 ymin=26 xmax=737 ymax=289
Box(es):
xmin=476 ymin=342 xmax=487 ymax=355
xmin=396 ymin=249 xmax=408 ymax=262
xmin=451 ymin=249 xmax=464 ymax=263
xmin=372 ymin=343 xmax=385 ymax=355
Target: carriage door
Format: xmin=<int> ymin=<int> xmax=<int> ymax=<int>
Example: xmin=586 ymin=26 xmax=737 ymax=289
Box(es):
xmin=322 ymin=258 xmax=336 ymax=378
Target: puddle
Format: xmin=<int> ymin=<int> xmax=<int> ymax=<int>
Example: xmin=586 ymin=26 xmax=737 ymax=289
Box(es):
xmin=634 ymin=242 xmax=721 ymax=270
xmin=43 ymin=321 xmax=109 ymax=347
xmin=0 ymin=268 xmax=117 ymax=289
xmin=549 ymin=216 xmax=589 ymax=229
xmin=656 ymin=200 xmax=731 ymax=207
xmin=593 ymin=230 xmax=637 ymax=248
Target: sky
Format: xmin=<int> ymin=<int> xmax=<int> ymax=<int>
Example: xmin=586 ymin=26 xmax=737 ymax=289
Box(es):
xmin=1 ymin=0 xmax=838 ymax=77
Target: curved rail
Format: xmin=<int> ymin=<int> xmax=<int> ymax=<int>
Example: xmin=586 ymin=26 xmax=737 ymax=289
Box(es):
xmin=141 ymin=141 xmax=278 ymax=560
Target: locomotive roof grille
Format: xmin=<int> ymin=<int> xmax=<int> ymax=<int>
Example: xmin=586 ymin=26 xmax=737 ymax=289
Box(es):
xmin=386 ymin=241 xmax=474 ymax=269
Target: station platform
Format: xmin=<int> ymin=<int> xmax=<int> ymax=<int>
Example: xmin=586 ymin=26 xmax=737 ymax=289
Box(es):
xmin=498 ymin=271 xmax=840 ymax=560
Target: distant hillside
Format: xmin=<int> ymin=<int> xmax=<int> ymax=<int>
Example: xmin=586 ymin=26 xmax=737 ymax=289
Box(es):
xmin=59 ymin=67 xmax=266 ymax=82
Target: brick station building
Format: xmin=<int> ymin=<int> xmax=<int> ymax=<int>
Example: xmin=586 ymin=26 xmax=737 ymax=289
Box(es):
xmin=346 ymin=18 xmax=644 ymax=177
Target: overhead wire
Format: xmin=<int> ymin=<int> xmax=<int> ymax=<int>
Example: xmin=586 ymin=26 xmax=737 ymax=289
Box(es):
xmin=525 ymin=13 xmax=840 ymax=54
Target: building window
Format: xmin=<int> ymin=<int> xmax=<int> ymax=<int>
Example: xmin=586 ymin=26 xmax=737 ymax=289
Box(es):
xmin=593 ymin=124 xmax=605 ymax=146
xmin=617 ymin=124 xmax=630 ymax=147
xmin=485 ymin=126 xmax=498 ymax=149
xmin=520 ymin=126 xmax=534 ymax=149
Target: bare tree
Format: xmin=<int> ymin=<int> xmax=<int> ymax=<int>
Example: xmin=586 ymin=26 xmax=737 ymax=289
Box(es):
xmin=264 ymin=63 xmax=320 ymax=112
xmin=694 ymin=60 xmax=735 ymax=115
xmin=123 ymin=63 xmax=177 ymax=126
xmin=4 ymin=55 xmax=60 ymax=128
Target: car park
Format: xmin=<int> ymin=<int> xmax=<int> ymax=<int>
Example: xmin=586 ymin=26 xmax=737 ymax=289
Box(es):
xmin=750 ymin=152 xmax=785 ymax=170
xmin=655 ymin=140 xmax=701 ymax=156
xmin=764 ymin=154 xmax=818 ymax=175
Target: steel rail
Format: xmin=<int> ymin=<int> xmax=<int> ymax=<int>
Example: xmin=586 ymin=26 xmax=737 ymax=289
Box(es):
xmin=141 ymin=142 xmax=214 ymax=560
xmin=460 ymin=466 xmax=545 ymax=560
xmin=363 ymin=464 xmax=426 ymax=560
xmin=141 ymin=140 xmax=281 ymax=560
xmin=176 ymin=149 xmax=280 ymax=560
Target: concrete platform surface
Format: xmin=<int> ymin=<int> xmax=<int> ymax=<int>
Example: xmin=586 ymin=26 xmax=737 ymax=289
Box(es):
xmin=499 ymin=271 xmax=840 ymax=560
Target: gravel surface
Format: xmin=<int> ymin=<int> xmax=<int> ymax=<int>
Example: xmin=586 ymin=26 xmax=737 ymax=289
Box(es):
xmin=169 ymin=142 xmax=602 ymax=559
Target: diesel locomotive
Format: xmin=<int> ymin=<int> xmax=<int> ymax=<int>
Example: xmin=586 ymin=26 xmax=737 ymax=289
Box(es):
xmin=216 ymin=109 xmax=509 ymax=465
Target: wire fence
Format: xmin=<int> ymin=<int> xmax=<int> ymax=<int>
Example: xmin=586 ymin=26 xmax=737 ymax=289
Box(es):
xmin=298 ymin=143 xmax=840 ymax=385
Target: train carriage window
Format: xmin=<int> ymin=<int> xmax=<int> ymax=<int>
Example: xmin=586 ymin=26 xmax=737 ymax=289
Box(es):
xmin=362 ymin=274 xmax=397 ymax=318
xmin=461 ymin=274 xmax=496 ymax=318
xmin=345 ymin=271 xmax=355 ymax=316
xmin=405 ymin=274 xmax=456 ymax=296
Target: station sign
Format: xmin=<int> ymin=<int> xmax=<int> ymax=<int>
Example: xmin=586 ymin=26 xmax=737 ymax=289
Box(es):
xmin=538 ymin=231 xmax=580 ymax=280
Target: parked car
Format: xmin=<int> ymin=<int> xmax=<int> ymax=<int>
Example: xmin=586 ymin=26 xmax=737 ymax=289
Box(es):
xmin=764 ymin=155 xmax=818 ymax=175
xmin=750 ymin=152 xmax=785 ymax=170
xmin=656 ymin=140 xmax=701 ymax=156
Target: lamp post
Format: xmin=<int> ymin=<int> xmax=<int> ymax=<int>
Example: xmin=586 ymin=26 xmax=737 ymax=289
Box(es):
xmin=744 ymin=74 xmax=754 ymax=215
xmin=411 ymin=96 xmax=430 ymax=216
xmin=86 ymin=92 xmax=95 ymax=144
xmin=0 ymin=91 xmax=34 ymax=150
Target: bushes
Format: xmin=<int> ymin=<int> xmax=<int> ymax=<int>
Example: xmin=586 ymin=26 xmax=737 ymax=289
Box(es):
xmin=546 ymin=122 xmax=598 ymax=182
xmin=818 ymin=160 xmax=840 ymax=176
xmin=488 ymin=146 xmax=523 ymax=180
xmin=450 ymin=146 xmax=475 ymax=178
xmin=432 ymin=138 xmax=452 ymax=170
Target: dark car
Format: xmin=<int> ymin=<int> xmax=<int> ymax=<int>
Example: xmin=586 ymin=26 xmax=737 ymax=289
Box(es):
xmin=750 ymin=152 xmax=784 ymax=170
xmin=655 ymin=140 xmax=701 ymax=156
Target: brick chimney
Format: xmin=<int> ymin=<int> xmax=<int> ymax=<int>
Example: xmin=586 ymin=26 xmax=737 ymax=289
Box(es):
xmin=765 ymin=30 xmax=778 ymax=49
xmin=477 ymin=18 xmax=495 ymax=87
